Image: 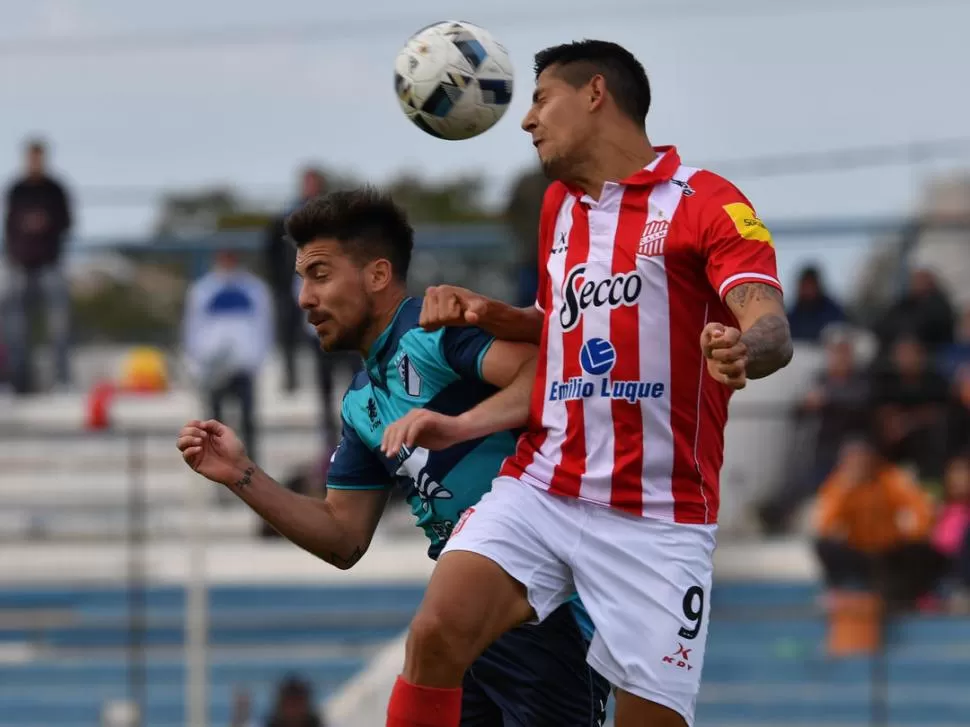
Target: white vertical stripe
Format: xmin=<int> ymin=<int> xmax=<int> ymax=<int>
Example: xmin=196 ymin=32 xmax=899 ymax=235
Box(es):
xmin=577 ymin=183 xmax=624 ymax=502
xmin=526 ymin=195 xmax=575 ymax=487
xmin=637 ymin=175 xmax=687 ymax=520
xmin=677 ymin=165 xmax=709 ymax=522
xmin=694 ymin=303 xmax=711 ymax=524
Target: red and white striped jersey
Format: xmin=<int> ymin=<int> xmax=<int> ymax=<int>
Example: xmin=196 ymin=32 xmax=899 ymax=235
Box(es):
xmin=500 ymin=147 xmax=782 ymax=524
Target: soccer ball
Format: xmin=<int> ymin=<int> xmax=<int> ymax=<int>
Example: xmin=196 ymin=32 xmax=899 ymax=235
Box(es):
xmin=394 ymin=21 xmax=514 ymax=140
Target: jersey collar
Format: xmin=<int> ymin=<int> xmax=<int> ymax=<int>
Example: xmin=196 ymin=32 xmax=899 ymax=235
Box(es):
xmin=365 ymin=296 xmax=414 ymax=388
xmin=622 ymin=145 xmax=680 ymax=186
xmin=564 ymin=145 xmax=680 ymax=198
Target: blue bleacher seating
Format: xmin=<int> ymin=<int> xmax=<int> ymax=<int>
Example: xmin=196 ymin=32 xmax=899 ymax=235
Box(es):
xmin=0 ymin=582 xmax=967 ymax=726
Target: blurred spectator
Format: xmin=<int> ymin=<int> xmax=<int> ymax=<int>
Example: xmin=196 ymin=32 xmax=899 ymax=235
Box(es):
xmin=504 ymin=167 xmax=547 ymax=307
xmin=0 ymin=328 xmax=9 ymax=392
xmin=940 ymin=305 xmax=970 ymax=380
xmin=873 ymin=268 xmax=955 ymax=354
xmin=182 ymin=250 xmax=273 ymax=462
xmin=758 ymin=330 xmax=868 ymax=532
xmin=267 ymin=167 xmax=360 ymax=447
xmin=229 ymin=687 xmax=256 ymax=727
xmin=870 ymin=336 xmax=949 ymax=480
xmin=930 ymin=456 xmax=970 ymax=607
xmin=265 ymin=167 xmax=326 ymax=392
xmin=265 ymin=676 xmax=325 ymax=727
xmin=946 ymin=364 xmax=970 ymax=461
xmin=786 ymin=265 xmax=847 ymax=342
xmin=317 ymin=347 xmax=361 ymax=448
xmin=814 ymin=437 xmax=942 ymax=608
xmin=3 ymin=138 xmax=72 ymax=394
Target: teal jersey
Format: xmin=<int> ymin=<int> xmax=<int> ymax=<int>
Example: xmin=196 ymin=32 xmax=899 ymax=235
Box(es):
xmin=326 ymin=297 xmax=519 ymax=559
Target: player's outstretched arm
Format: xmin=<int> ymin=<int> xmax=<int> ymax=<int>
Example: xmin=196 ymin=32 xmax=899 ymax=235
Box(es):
xmin=420 ymin=285 xmax=544 ymax=344
xmin=224 ymin=468 xmax=387 ymax=570
xmin=176 ymin=420 xmax=387 ymax=569
xmin=382 ymin=341 xmax=537 ymax=456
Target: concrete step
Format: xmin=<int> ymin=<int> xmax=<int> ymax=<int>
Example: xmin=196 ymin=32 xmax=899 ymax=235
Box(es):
xmin=0 ymin=504 xmax=258 ymax=541
xmin=0 ymin=430 xmax=322 ymax=472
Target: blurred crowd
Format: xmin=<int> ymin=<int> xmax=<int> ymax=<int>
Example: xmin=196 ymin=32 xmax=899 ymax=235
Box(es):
xmin=759 ymin=263 xmax=970 ymax=616
xmin=0 ymin=140 xmax=359 ymax=453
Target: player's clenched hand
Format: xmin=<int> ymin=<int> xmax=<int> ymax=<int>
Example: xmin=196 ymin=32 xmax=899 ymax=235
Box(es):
xmin=420 ymin=285 xmax=489 ymax=331
xmin=381 ymin=410 xmax=472 ymax=458
xmin=701 ymin=323 xmax=748 ymax=390
xmin=176 ymin=419 xmax=250 ymax=486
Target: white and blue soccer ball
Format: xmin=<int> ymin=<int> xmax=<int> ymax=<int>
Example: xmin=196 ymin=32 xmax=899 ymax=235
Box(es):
xmin=394 ymin=20 xmax=514 ymax=140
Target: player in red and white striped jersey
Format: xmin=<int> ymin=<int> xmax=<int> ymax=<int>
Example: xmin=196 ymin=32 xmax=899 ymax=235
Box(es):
xmin=385 ymin=41 xmax=793 ymax=727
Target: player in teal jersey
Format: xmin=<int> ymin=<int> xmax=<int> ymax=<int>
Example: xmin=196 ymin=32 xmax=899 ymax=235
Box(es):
xmin=176 ymin=188 xmax=609 ymax=726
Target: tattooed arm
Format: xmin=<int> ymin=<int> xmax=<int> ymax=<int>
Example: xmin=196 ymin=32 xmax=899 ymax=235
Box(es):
xmin=702 ymin=283 xmax=793 ymax=389
xmin=726 ymin=283 xmax=794 ymax=379
xmin=226 ymin=462 xmax=388 ymax=570
xmin=177 ymin=419 xmax=389 ymax=569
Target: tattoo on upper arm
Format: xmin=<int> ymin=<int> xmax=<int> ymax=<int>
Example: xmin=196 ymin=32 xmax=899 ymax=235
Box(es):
xmin=727 ymin=283 xmax=793 ymax=379
xmin=725 ymin=282 xmax=783 ymax=312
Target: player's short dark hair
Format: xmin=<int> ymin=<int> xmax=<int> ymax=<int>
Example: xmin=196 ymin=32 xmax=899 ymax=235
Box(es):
xmin=534 ymin=40 xmax=651 ymax=125
xmin=285 ymin=187 xmax=413 ymax=282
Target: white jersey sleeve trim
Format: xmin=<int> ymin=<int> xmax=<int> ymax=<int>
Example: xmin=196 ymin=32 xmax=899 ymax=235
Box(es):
xmin=718 ymin=272 xmax=782 ymax=300
xmin=534 ymin=300 xmax=545 ymax=313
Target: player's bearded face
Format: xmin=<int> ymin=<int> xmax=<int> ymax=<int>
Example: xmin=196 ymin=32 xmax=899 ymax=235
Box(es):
xmin=318 ymin=279 xmax=374 ymax=353
xmin=296 ymin=241 xmax=375 ymax=353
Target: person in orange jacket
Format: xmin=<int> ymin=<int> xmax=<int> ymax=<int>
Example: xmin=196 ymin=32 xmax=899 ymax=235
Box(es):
xmin=815 ymin=435 xmax=946 ymax=608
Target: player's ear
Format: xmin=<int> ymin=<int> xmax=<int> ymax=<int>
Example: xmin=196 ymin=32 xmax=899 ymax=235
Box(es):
xmin=366 ymin=258 xmax=393 ymax=293
xmin=588 ymin=74 xmax=607 ymax=112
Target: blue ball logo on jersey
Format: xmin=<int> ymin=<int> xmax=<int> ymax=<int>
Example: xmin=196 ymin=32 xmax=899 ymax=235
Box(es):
xmin=580 ymin=338 xmax=616 ymax=376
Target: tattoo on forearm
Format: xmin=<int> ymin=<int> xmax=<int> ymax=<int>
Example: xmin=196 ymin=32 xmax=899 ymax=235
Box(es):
xmin=232 ymin=465 xmax=256 ymax=490
xmin=726 ymin=283 xmax=794 ymax=379
xmin=741 ymin=314 xmax=793 ymax=378
xmin=325 ymin=545 xmax=365 ymax=569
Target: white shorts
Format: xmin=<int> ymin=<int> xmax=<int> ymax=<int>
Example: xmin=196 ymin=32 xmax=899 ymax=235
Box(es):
xmin=442 ymin=476 xmax=717 ymax=726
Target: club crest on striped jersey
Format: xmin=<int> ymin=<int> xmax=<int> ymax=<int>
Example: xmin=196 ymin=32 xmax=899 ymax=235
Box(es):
xmin=637 ymin=219 xmax=670 ymax=257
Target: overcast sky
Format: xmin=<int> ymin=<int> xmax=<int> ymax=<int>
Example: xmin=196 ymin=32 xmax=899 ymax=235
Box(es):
xmin=2 ymin=0 xmax=968 ymax=293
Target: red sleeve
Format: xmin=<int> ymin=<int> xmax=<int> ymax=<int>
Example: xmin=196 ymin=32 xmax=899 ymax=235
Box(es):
xmin=535 ymin=182 xmax=569 ymax=313
xmin=698 ymin=179 xmax=782 ymax=301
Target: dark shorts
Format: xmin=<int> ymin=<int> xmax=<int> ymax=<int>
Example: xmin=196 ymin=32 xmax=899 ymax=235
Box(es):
xmin=460 ymin=601 xmax=610 ymax=727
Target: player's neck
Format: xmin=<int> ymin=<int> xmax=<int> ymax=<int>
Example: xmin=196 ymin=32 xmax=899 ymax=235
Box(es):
xmin=571 ymin=132 xmax=657 ymax=200
xmin=359 ymin=290 xmax=408 ymax=358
